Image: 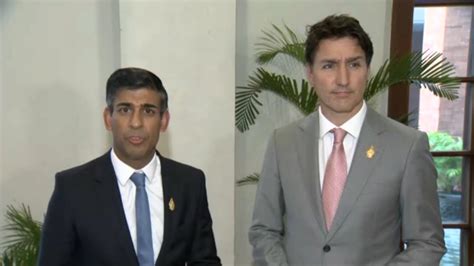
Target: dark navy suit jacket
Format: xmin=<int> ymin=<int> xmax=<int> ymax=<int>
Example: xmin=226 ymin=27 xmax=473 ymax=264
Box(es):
xmin=38 ymin=151 xmax=221 ymax=266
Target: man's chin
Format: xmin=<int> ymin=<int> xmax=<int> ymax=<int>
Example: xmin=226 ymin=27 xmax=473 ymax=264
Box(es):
xmin=331 ymin=101 xmax=363 ymax=113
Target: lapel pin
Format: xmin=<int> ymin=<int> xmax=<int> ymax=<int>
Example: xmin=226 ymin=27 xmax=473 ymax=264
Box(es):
xmin=169 ymin=197 xmax=175 ymax=211
xmin=366 ymin=145 xmax=375 ymax=159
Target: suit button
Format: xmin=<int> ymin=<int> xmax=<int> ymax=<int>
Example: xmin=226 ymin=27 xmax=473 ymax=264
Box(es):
xmin=323 ymin=245 xmax=331 ymax=252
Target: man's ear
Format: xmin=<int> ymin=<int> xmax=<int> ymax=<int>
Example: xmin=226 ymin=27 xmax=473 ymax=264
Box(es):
xmin=103 ymin=107 xmax=112 ymax=131
xmin=160 ymin=110 xmax=170 ymax=132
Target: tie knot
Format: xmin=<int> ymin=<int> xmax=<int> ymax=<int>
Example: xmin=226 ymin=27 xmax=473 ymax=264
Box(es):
xmin=332 ymin=128 xmax=347 ymax=143
xmin=130 ymin=172 xmax=146 ymax=188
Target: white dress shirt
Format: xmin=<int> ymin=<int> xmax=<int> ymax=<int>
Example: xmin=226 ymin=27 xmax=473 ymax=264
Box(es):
xmin=318 ymin=101 xmax=367 ymax=190
xmin=111 ymin=150 xmax=164 ymax=262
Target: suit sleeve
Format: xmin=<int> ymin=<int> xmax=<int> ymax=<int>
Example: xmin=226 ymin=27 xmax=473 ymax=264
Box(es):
xmin=249 ymin=132 xmax=289 ymax=266
xmin=387 ymin=132 xmax=446 ymax=265
xmin=38 ymin=173 xmax=76 ymax=266
xmin=187 ymin=170 xmax=222 ymax=266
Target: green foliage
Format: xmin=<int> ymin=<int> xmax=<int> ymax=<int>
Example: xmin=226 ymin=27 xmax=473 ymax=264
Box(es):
xmin=1 ymin=255 xmax=13 ymax=266
xmin=236 ymin=68 xmax=316 ymax=131
xmin=256 ymin=24 xmax=305 ymax=65
xmin=1 ymin=204 xmax=42 ymax=266
xmin=365 ymin=52 xmax=459 ymax=101
xmin=428 ymin=132 xmax=463 ymax=193
xmin=236 ymin=173 xmax=261 ymax=186
xmin=235 ymin=24 xmax=461 ymax=133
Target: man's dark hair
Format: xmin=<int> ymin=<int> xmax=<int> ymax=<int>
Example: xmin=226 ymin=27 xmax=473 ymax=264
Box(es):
xmin=106 ymin=67 xmax=168 ymax=113
xmin=305 ymin=14 xmax=374 ymax=66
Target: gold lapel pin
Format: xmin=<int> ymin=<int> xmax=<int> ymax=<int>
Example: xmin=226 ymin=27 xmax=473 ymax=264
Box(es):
xmin=366 ymin=145 xmax=375 ymax=159
xmin=169 ymin=198 xmax=175 ymax=211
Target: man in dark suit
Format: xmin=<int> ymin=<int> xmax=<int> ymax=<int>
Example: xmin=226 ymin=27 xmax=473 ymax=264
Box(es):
xmin=249 ymin=15 xmax=445 ymax=265
xmin=38 ymin=67 xmax=221 ymax=266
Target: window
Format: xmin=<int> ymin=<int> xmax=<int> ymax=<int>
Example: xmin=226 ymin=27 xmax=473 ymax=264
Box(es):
xmin=390 ymin=1 xmax=474 ymax=265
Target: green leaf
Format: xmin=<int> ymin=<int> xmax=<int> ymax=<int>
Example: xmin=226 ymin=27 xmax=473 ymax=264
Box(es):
xmin=235 ymin=68 xmax=317 ymax=132
xmin=1 ymin=204 xmax=42 ymax=266
xmin=235 ymin=86 xmax=263 ymax=132
xmin=428 ymin=132 xmax=463 ymax=193
xmin=365 ymin=51 xmax=460 ymax=101
xmin=236 ymin=173 xmax=261 ymax=186
xmin=256 ymin=24 xmax=305 ymax=65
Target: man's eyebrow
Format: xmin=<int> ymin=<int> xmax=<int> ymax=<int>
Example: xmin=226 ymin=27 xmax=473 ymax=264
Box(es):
xmin=142 ymin=103 xmax=159 ymax=109
xmin=318 ymin=56 xmax=364 ymax=64
xmin=114 ymin=103 xmax=159 ymax=109
xmin=319 ymin=59 xmax=338 ymax=64
xmin=115 ymin=102 xmax=132 ymax=107
xmin=346 ymin=56 xmax=364 ymax=62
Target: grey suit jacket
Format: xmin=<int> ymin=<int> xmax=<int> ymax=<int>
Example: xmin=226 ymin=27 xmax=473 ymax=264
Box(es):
xmin=249 ymin=108 xmax=446 ymax=266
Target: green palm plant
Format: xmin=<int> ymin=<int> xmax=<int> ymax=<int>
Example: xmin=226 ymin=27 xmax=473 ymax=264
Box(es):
xmin=1 ymin=204 xmax=42 ymax=266
xmin=236 ymin=24 xmax=460 ymax=184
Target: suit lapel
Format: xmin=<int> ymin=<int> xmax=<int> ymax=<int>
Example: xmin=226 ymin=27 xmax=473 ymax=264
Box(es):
xmin=93 ymin=152 xmax=138 ymax=265
xmin=156 ymin=154 xmax=179 ymax=265
xmin=296 ymin=113 xmax=327 ymax=234
xmin=327 ymin=108 xmax=386 ymax=240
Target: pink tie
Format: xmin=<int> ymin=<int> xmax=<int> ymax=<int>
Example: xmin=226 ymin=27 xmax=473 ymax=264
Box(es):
xmin=322 ymin=128 xmax=347 ymax=231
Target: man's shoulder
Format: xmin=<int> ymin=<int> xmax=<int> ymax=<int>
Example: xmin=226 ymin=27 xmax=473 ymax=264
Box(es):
xmin=274 ymin=112 xmax=316 ymax=135
xmin=160 ymin=155 xmax=205 ymax=180
xmin=56 ymin=152 xmax=110 ymax=181
xmin=367 ymin=108 xmax=424 ymax=138
xmin=270 ymin=108 xmax=426 ymax=141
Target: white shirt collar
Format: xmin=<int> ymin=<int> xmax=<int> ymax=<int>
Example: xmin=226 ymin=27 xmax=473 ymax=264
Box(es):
xmin=110 ymin=149 xmax=158 ymax=186
xmin=319 ymin=101 xmax=367 ymax=139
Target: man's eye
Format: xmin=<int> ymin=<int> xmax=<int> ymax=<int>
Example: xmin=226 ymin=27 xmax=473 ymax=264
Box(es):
xmin=322 ymin=64 xmax=333 ymax=69
xmin=349 ymin=62 xmax=361 ymax=68
xmin=118 ymin=107 xmax=130 ymax=113
xmin=144 ymin=108 xmax=156 ymax=115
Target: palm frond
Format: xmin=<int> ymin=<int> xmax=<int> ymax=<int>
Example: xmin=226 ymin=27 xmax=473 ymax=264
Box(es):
xmin=235 ymin=68 xmax=317 ymax=132
xmin=252 ymin=68 xmax=316 ymax=114
xmin=1 ymin=254 xmax=13 ymax=266
xmin=236 ymin=86 xmax=263 ymax=133
xmin=1 ymin=204 xmax=42 ymax=266
xmin=236 ymin=173 xmax=261 ymax=186
xmin=365 ymin=51 xmax=460 ymax=101
xmin=256 ymin=24 xmax=305 ymax=65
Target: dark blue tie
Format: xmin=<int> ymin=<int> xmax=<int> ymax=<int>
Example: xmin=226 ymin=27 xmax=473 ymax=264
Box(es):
xmin=130 ymin=172 xmax=154 ymax=266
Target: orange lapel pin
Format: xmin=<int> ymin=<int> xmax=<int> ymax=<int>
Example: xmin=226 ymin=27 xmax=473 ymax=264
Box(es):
xmin=169 ymin=198 xmax=175 ymax=211
xmin=366 ymin=145 xmax=375 ymax=159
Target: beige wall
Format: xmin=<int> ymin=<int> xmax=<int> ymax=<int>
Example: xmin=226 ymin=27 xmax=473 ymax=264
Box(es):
xmin=0 ymin=0 xmax=120 ymax=240
xmin=235 ymin=0 xmax=393 ymax=264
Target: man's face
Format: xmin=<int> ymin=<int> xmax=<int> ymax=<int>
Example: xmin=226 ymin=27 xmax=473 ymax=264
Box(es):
xmin=104 ymin=88 xmax=169 ymax=169
xmin=307 ymin=37 xmax=369 ymax=125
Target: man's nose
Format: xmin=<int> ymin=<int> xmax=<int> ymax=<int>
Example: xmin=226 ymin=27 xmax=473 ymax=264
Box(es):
xmin=336 ymin=66 xmax=349 ymax=87
xmin=129 ymin=110 xmax=143 ymax=128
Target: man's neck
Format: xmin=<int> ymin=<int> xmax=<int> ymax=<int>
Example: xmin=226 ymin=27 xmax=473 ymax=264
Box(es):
xmin=320 ymin=104 xmax=364 ymax=126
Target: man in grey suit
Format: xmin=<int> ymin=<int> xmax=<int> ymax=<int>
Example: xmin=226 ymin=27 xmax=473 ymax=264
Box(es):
xmin=249 ymin=14 xmax=446 ymax=265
